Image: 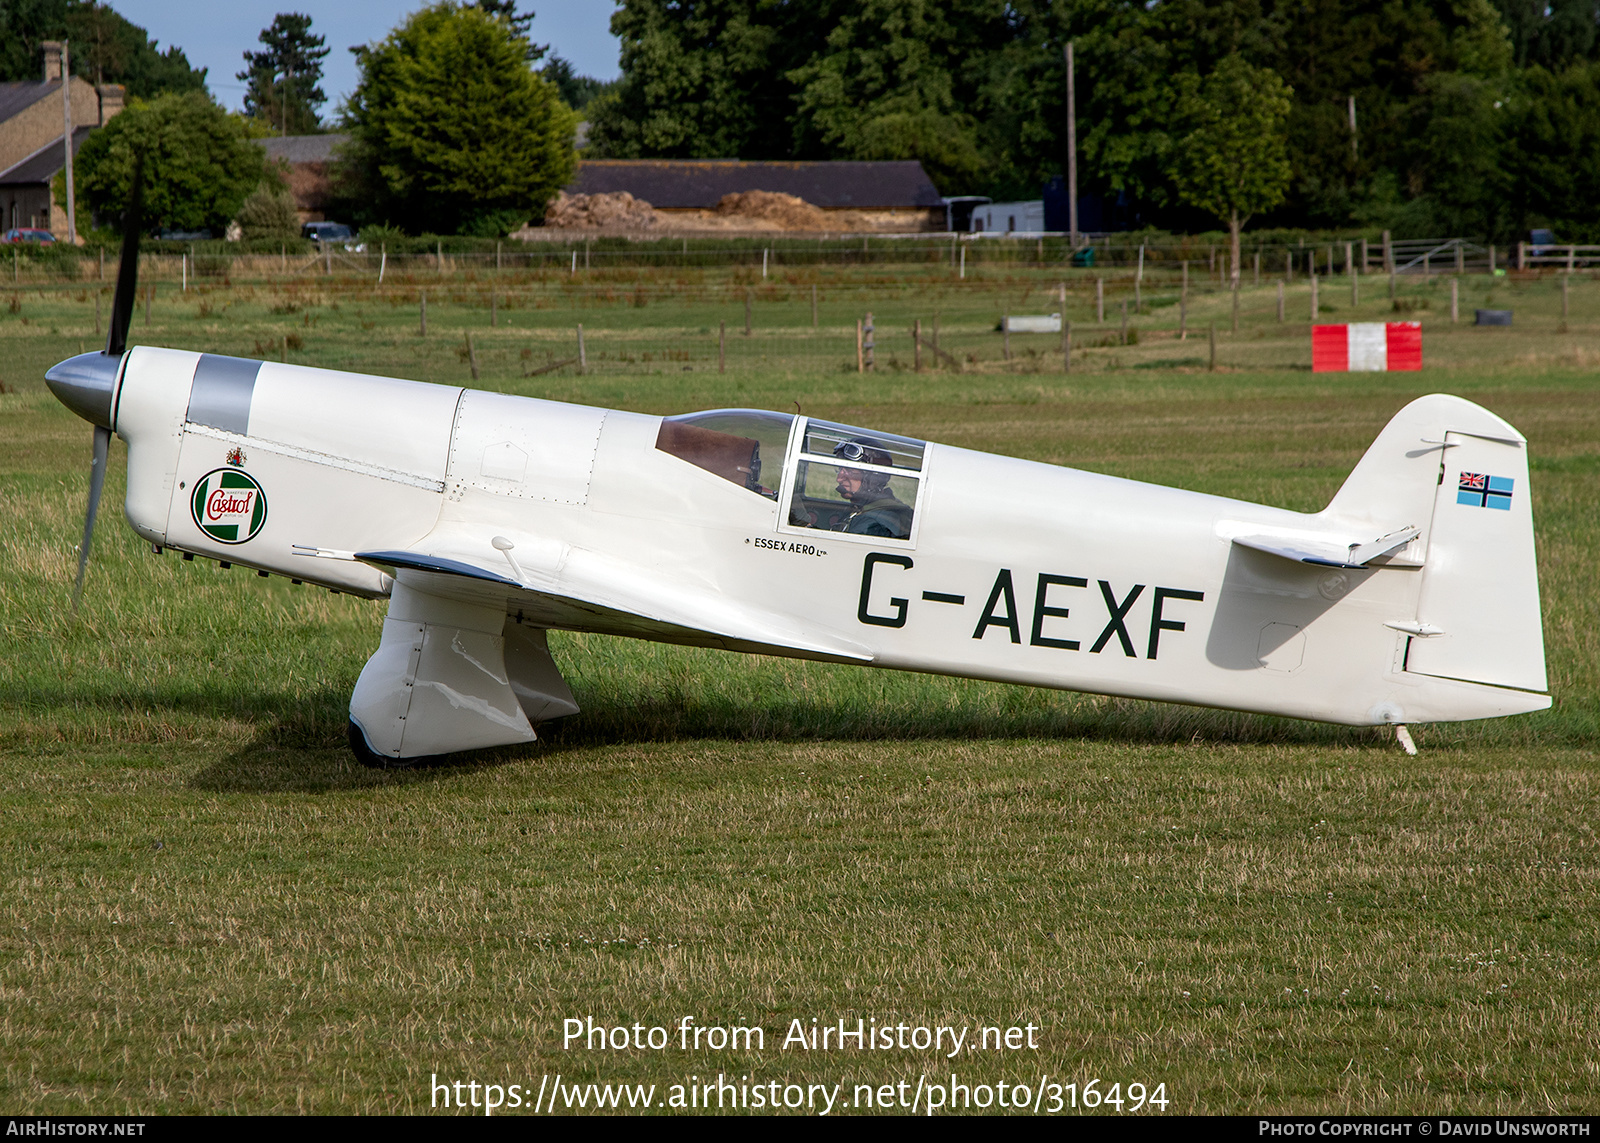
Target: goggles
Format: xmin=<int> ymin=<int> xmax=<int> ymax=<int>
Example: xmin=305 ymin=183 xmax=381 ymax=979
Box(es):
xmin=832 ymin=441 xmax=887 ymax=464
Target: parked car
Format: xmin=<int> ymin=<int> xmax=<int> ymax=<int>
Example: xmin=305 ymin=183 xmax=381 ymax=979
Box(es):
xmin=1529 ymin=228 xmax=1557 ymax=254
xmin=154 ymin=228 xmax=213 ymax=241
xmin=3 ymin=228 xmax=56 ymax=245
xmin=303 ymin=221 xmax=354 ymax=243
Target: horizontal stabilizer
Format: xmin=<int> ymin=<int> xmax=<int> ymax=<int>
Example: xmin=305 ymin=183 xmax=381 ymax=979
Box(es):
xmin=1228 ymin=525 xmax=1420 ymax=569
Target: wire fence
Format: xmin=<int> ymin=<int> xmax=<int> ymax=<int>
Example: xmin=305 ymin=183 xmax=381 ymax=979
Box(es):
xmin=8 ymin=230 xmax=1595 ymax=286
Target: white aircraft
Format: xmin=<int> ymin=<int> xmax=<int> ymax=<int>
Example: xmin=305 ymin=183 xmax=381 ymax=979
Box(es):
xmin=46 ymin=198 xmax=1549 ymax=765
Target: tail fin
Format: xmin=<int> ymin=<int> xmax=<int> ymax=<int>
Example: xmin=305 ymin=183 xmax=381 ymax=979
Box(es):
xmin=1323 ymin=394 xmax=1546 ymax=693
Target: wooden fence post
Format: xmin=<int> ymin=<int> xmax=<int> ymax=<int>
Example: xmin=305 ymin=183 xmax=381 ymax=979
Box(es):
xmin=1180 ymin=261 xmax=1188 ymax=340
xmin=1311 ymin=273 xmax=1319 ymax=320
xmin=1096 ymin=277 xmax=1104 ymax=323
xmin=1382 ymin=230 xmax=1393 ymax=273
xmin=1231 ymin=280 xmax=1240 ymax=333
xmin=466 ymin=332 xmax=479 ymax=381
xmin=1062 ymin=320 xmax=1071 ymax=374
xmin=1277 ymin=279 xmax=1285 ymax=322
xmin=1451 ymin=277 xmax=1459 ymax=323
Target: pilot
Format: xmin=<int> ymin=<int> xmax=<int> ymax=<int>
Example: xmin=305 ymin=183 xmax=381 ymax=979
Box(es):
xmin=833 ymin=438 xmax=913 ymax=539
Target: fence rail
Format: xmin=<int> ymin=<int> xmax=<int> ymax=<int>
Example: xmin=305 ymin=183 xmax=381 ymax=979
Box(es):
xmin=1519 ymin=244 xmax=1600 ymax=271
xmin=3 ymin=231 xmax=1594 ymax=285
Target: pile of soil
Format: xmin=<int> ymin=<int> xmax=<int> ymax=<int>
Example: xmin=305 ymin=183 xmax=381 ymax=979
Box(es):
xmin=714 ymin=191 xmax=847 ymax=231
xmin=543 ymin=191 xmax=658 ymax=230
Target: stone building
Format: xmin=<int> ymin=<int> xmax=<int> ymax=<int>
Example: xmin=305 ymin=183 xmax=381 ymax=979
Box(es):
xmin=260 ymin=134 xmax=349 ymax=225
xmin=0 ymin=42 xmax=124 ymax=239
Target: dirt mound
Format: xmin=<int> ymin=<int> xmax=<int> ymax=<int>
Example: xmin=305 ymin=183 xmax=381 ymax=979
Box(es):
xmin=544 ymin=191 xmax=658 ymax=230
xmin=714 ymin=191 xmax=836 ymax=230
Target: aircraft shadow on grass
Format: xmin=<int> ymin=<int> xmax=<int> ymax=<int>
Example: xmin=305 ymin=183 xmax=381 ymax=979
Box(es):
xmin=184 ymin=679 xmax=1395 ymax=796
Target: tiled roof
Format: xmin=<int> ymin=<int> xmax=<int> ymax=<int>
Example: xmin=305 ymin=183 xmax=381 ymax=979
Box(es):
xmin=261 ymin=133 xmax=349 ymax=164
xmin=0 ymin=81 xmax=57 ymax=124
xmin=0 ymin=126 xmax=93 ymax=186
xmin=567 ymin=160 xmax=944 ymax=209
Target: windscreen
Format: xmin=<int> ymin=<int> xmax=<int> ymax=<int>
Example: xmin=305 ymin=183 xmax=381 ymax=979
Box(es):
xmin=655 ymin=409 xmax=795 ymax=500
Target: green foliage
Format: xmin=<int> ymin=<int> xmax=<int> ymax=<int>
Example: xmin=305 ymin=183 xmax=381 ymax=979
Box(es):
xmin=1490 ymin=0 xmax=1599 ymax=67
xmin=0 ymin=1 xmax=206 ymax=96
xmin=74 ymin=92 xmax=271 ymax=235
xmin=1505 ymin=61 xmax=1600 ymax=241
xmin=340 ymin=3 xmax=578 ymax=236
xmin=541 ymin=54 xmax=614 ymax=112
xmin=1173 ymin=56 xmax=1293 ymax=230
xmin=355 ymin=222 xmax=407 ymax=246
xmin=585 ymin=0 xmax=1600 ymax=240
xmin=787 ymin=0 xmax=1010 ymax=193
xmin=235 ymin=184 xmax=301 ymax=241
xmin=585 ymin=0 xmax=823 ymax=159
xmin=237 ymin=12 xmax=330 ymax=135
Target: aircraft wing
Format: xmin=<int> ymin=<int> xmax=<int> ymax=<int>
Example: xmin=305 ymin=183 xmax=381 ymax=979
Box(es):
xmin=356 ymin=545 xmax=875 ymax=664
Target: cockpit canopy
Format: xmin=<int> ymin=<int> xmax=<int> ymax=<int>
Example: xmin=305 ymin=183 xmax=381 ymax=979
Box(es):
xmin=655 ymin=409 xmax=926 ymax=542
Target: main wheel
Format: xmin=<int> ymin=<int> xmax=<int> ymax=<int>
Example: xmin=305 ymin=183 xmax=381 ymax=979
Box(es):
xmin=347 ymin=719 xmax=398 ymax=769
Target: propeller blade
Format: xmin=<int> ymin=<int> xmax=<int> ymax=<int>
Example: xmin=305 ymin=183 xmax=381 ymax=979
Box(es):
xmin=70 ymin=424 xmax=112 ymax=614
xmin=105 ymin=154 xmax=144 ymax=358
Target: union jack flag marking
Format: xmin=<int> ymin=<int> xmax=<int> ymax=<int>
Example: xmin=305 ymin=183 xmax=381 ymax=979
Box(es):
xmin=1458 ymin=471 xmax=1513 ymax=510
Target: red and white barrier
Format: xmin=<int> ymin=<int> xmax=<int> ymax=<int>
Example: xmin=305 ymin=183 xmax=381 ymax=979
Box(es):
xmin=1312 ymin=322 xmax=1422 ymax=372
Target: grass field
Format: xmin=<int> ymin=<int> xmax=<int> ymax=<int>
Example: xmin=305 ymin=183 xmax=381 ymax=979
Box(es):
xmin=1 ymin=262 xmax=1597 ymax=1115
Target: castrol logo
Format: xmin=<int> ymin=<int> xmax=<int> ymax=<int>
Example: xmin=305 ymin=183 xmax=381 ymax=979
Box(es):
xmin=191 ymin=468 xmax=268 ymax=545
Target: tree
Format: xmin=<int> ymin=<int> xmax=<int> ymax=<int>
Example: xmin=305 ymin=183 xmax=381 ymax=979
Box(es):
xmin=787 ymin=0 xmax=1011 ymax=192
xmin=238 ymin=13 xmax=330 ymax=135
xmin=1489 ymin=0 xmax=1598 ymax=68
xmin=74 ymin=91 xmax=270 ymax=234
xmin=0 ymin=0 xmax=206 ymax=96
xmin=585 ymin=0 xmax=825 ymax=160
xmin=1506 ymin=61 xmax=1600 ymax=240
xmin=340 ymin=3 xmax=578 ymax=236
xmin=542 ymin=55 xmax=615 ymax=112
xmin=235 ymin=183 xmax=300 ymax=240
xmin=475 ymin=0 xmax=545 ymax=58
xmin=1172 ymin=55 xmax=1292 ymax=280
